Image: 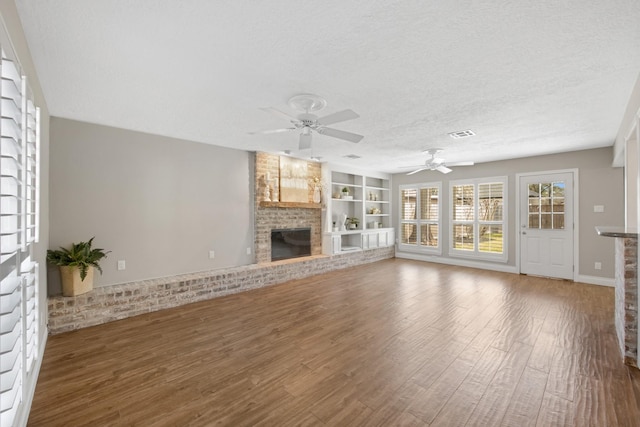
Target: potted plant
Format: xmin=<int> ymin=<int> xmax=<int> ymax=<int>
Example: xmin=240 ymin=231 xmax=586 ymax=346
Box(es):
xmin=47 ymin=237 xmax=110 ymax=296
xmin=347 ymin=217 xmax=360 ymax=229
xmin=341 ymin=187 xmax=349 ymax=197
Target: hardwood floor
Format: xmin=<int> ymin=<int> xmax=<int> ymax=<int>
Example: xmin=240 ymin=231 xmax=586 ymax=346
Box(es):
xmin=28 ymin=259 xmax=640 ymax=426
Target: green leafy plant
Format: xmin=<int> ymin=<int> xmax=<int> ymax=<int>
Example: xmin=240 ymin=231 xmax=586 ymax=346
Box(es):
xmin=347 ymin=217 xmax=360 ymax=226
xmin=341 ymin=187 xmax=349 ymax=193
xmin=46 ymin=237 xmax=110 ymax=280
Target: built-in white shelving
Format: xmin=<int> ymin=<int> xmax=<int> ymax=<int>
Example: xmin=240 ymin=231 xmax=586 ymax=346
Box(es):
xmin=321 ymin=164 xmax=394 ymax=255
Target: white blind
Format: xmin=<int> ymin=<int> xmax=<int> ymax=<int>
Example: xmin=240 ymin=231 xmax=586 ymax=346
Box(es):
xmin=0 ymin=48 xmax=24 ymax=427
xmin=0 ymin=45 xmax=40 ymax=427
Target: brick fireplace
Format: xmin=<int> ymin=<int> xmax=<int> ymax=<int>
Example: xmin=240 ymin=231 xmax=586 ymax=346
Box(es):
xmin=254 ymin=152 xmax=322 ymax=263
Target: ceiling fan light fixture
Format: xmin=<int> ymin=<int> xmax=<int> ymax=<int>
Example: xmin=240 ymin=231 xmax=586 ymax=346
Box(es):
xmin=448 ymin=130 xmax=475 ymax=139
xmin=288 ymin=94 xmax=327 ymax=113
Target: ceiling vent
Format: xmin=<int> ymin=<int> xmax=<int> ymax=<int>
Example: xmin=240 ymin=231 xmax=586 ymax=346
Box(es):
xmin=448 ymin=130 xmax=475 ymax=139
xmin=344 ymin=154 xmax=361 ymax=159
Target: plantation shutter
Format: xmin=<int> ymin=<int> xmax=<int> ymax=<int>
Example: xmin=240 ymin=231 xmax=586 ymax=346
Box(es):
xmin=0 ymin=45 xmax=41 ymax=427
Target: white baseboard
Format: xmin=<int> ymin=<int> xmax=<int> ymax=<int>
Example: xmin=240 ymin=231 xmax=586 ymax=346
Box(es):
xmin=575 ymin=274 xmax=615 ymax=287
xmin=396 ymin=252 xmax=616 ymax=288
xmin=395 ymin=251 xmax=518 ymax=274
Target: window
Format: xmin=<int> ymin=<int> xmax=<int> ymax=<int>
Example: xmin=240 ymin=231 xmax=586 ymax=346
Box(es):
xmin=0 ymin=46 xmax=41 ymax=427
xmin=399 ymin=183 xmax=441 ymax=253
xmin=527 ymin=182 xmax=565 ymax=229
xmin=450 ymin=177 xmax=506 ymax=261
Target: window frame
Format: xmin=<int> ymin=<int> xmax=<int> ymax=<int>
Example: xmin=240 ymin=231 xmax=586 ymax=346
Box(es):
xmin=449 ymin=176 xmax=508 ymax=262
xmin=399 ymin=182 xmax=442 ymax=254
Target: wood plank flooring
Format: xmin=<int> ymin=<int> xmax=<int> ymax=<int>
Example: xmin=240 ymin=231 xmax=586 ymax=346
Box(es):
xmin=28 ymin=259 xmax=640 ymax=426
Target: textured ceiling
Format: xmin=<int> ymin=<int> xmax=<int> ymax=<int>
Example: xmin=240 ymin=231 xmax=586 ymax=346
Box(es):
xmin=15 ymin=0 xmax=640 ymax=173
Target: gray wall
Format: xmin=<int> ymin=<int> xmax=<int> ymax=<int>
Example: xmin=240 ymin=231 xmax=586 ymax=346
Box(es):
xmin=49 ymin=118 xmax=254 ymax=291
xmin=393 ymin=147 xmax=623 ymax=279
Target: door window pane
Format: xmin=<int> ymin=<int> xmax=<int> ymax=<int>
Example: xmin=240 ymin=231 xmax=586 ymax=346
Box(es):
xmin=528 ymin=214 xmax=539 ymax=228
xmin=553 ymin=182 xmax=565 ymax=197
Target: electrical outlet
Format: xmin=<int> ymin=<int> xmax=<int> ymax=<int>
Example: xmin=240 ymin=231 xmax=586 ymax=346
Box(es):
xmin=117 ymin=260 xmax=126 ymax=270
xmin=595 ymin=262 xmax=602 ymax=270
xmin=593 ymin=205 xmax=605 ymax=213
xmin=246 ymin=247 xmax=252 ymax=255
xmin=209 ymin=250 xmax=215 ymax=259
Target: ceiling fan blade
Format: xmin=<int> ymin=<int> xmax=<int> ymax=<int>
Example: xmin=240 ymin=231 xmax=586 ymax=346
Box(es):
xmin=260 ymin=107 xmax=299 ymax=123
xmin=299 ymin=132 xmax=312 ymax=150
xmin=406 ymin=167 xmax=429 ymax=175
xmin=436 ymin=165 xmax=452 ymax=174
xmin=317 ymin=127 xmax=364 ymax=143
xmin=447 ymin=161 xmax=475 ymax=167
xmin=248 ymin=127 xmax=296 ymax=135
xmin=317 ymin=109 xmax=360 ymax=126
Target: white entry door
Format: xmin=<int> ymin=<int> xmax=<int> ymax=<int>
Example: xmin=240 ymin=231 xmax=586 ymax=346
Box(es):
xmin=519 ymin=172 xmax=574 ymax=280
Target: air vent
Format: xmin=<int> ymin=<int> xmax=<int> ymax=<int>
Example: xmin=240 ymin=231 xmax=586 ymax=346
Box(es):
xmin=448 ymin=130 xmax=475 ymax=139
xmin=344 ymin=154 xmax=361 ymax=159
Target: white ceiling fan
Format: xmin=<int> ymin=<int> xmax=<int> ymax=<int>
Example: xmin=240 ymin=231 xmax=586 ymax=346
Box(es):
xmin=404 ymin=148 xmax=474 ymax=175
xmin=250 ymin=94 xmax=364 ymax=150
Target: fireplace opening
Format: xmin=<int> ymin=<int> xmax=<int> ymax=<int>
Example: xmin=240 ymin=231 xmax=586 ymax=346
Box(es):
xmin=271 ymin=228 xmax=311 ymax=261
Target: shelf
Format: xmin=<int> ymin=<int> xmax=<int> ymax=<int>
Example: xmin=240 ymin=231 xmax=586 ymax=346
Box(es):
xmin=365 ymin=200 xmax=389 ymax=204
xmin=366 ymin=214 xmax=390 ymax=217
xmin=324 ymin=230 xmax=363 ymax=235
xmin=259 ymin=201 xmax=321 ymax=209
xmin=365 ymin=186 xmax=390 ymax=191
xmin=333 ymin=182 xmax=359 ymax=188
xmin=325 ymin=227 xmax=392 ymax=236
xmin=332 ymin=198 xmax=362 ymax=202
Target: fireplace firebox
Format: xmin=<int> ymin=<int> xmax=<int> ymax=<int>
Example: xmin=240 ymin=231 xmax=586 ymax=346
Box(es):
xmin=271 ymin=228 xmax=311 ymax=261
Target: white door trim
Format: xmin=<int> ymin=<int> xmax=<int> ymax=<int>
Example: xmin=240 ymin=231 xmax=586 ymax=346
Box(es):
xmin=515 ymin=168 xmax=579 ymax=281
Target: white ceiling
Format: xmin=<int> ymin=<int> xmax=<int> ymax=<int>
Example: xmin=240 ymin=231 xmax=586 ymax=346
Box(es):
xmin=15 ymin=1 xmax=640 ymax=173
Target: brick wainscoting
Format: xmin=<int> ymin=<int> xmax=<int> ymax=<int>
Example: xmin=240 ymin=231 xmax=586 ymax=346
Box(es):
xmin=48 ymin=246 xmax=394 ymax=334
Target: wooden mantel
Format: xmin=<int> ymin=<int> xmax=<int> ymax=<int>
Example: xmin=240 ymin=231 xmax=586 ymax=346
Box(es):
xmin=259 ymin=201 xmax=321 ymax=209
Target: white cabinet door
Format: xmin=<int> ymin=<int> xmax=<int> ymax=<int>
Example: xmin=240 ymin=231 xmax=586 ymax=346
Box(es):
xmin=369 ymin=232 xmax=379 ymax=248
xmin=377 ymin=229 xmax=394 ymax=247
xmin=378 ymin=230 xmax=388 ymax=247
xmin=362 ymin=232 xmax=379 ymax=249
xmin=332 ymin=235 xmax=342 ymax=254
xmin=361 ymin=233 xmax=370 ymax=250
